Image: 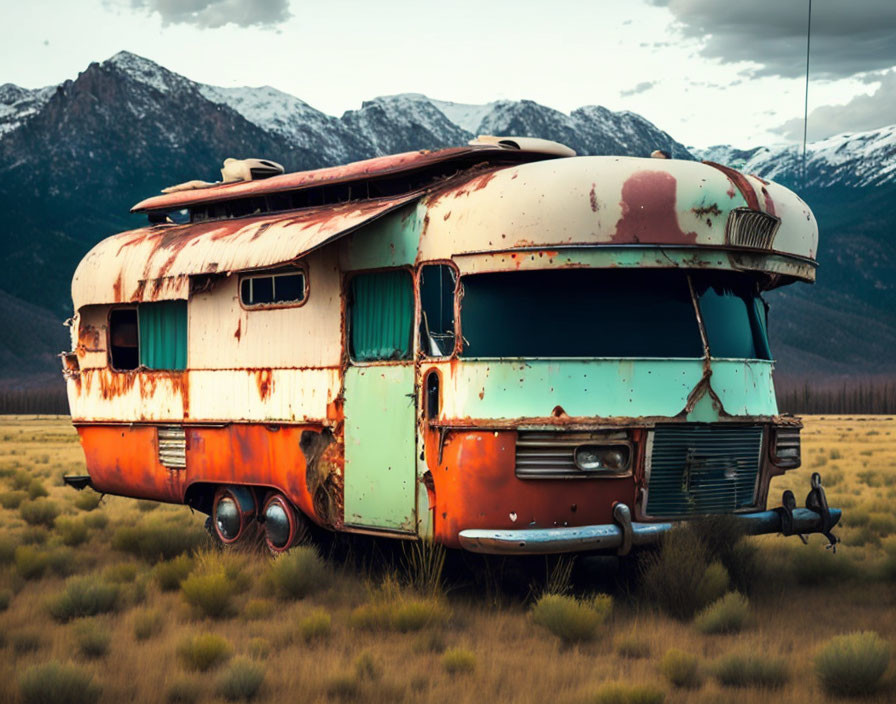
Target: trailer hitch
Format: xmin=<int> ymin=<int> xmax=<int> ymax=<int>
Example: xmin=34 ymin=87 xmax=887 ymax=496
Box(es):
xmin=806 ymin=472 xmax=839 ymax=552
xmin=776 ymin=489 xmax=809 ymax=544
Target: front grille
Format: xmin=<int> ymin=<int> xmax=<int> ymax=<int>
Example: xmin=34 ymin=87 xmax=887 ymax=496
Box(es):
xmin=157 ymin=425 xmax=186 ymax=469
xmin=726 ymin=208 xmax=781 ymax=250
xmin=515 ymin=430 xmax=628 ymax=479
xmin=645 ymin=425 xmax=763 ymax=518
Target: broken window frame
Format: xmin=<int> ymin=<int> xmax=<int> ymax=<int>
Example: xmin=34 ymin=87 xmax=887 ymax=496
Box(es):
xmin=417 ymin=261 xmax=460 ymax=359
xmin=238 ymin=264 xmax=309 ymax=310
xmin=107 ymin=301 xmax=189 ymax=372
xmin=108 ymin=306 xmax=140 ymax=372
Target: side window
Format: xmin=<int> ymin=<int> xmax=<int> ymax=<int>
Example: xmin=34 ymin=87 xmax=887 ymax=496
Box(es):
xmin=108 ymin=301 xmax=187 ymax=371
xmin=240 ymin=269 xmax=306 ymax=308
xmin=419 ymin=264 xmax=457 ymax=357
xmin=109 ymin=308 xmax=138 ymax=371
xmin=349 ymin=270 xmax=414 ymax=362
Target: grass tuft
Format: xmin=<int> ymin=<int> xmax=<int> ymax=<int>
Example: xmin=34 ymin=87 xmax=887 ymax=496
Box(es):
xmin=814 ymin=631 xmax=890 ymax=697
xmin=73 ymin=619 xmax=111 ymax=659
xmin=73 ymin=491 xmax=102 ymax=512
xmin=694 ymin=592 xmax=749 ymax=635
xmin=614 ymin=633 xmax=651 ymax=659
xmin=711 ymin=653 xmax=789 ymax=688
xmin=112 ymin=519 xmax=204 ymax=562
xmin=133 ymin=608 xmax=164 ymax=641
xmin=19 ymin=661 xmax=101 ymax=704
xmin=15 ymin=545 xmax=49 ymax=580
xmin=177 ymin=633 xmax=233 ymax=671
xmin=242 ymin=598 xmax=275 ymax=620
xmin=442 ymin=647 xmax=476 ymax=674
xmin=530 ymin=593 xmax=612 ymax=644
xmin=266 ymin=546 xmax=329 ymax=600
xmin=55 ymin=517 xmax=89 ymax=546
xmin=165 ymin=677 xmax=202 ymax=704
xmin=153 ymin=554 xmax=194 ymax=591
xmin=49 ymin=576 xmax=118 ymax=622
xmin=0 ymin=489 xmax=28 ymax=509
xmin=27 ymin=479 xmax=48 ymax=499
xmin=591 ymin=681 xmax=666 ymax=704
xmin=181 ymin=571 xmax=236 ymax=619
xmin=103 ymin=561 xmax=139 ymax=584
xmin=19 ymin=498 xmax=60 ymax=527
xmin=299 ymin=607 xmax=332 ymax=642
xmin=659 ymin=648 xmax=701 ymax=689
xmin=215 ymin=659 xmax=265 ymax=701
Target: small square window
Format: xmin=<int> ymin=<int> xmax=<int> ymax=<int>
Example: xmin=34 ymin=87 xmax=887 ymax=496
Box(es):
xmin=240 ymin=270 xmax=306 ymax=308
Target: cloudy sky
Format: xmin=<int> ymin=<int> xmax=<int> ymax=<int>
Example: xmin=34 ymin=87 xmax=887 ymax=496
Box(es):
xmin=3 ymin=0 xmax=895 ymax=148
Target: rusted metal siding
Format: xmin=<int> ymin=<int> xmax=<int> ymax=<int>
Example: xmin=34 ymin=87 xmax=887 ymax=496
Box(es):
xmin=189 ymin=248 xmax=342 ymax=369
xmin=72 ymin=196 xmax=421 ymax=309
xmin=74 ymin=305 xmax=110 ymax=370
xmin=417 ymin=157 xmax=816 ymax=279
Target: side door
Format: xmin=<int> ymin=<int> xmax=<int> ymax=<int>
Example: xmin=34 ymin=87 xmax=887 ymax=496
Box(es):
xmin=342 ymin=269 xmax=417 ymax=532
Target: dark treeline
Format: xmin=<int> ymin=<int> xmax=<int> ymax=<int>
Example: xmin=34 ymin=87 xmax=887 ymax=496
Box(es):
xmin=776 ymin=378 xmax=896 ymax=415
xmin=1 ymin=378 xmax=895 ymax=416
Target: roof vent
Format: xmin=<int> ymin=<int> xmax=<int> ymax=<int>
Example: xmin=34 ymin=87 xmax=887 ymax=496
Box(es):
xmin=470 ymin=135 xmax=576 ymax=157
xmin=221 ymin=158 xmax=285 ymax=183
xmin=725 ymin=208 xmax=781 ymax=250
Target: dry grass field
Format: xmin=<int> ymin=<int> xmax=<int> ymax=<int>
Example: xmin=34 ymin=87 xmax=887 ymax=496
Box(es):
xmin=0 ymin=415 xmax=893 ymax=704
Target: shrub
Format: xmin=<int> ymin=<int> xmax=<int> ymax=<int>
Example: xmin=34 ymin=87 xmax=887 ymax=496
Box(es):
xmin=15 ymin=545 xmax=49 ymax=579
xmin=694 ymin=592 xmax=749 ymax=635
xmin=402 ymin=539 xmax=446 ymax=595
xmin=266 ymin=546 xmax=329 ymax=600
xmin=166 ymin=678 xmax=202 ymax=704
xmin=27 ymin=479 xmax=48 ymax=499
xmin=695 ymin=562 xmax=729 ymax=606
xmin=112 ymin=520 xmax=203 ymax=562
xmin=181 ymin=571 xmax=236 ymax=619
xmin=19 ymin=498 xmax=60 ymax=527
xmin=711 ymin=654 xmax=789 ymax=688
xmin=82 ymin=512 xmax=108 ymax=530
xmin=154 ymin=554 xmax=194 ymax=591
xmin=11 ymin=470 xmax=32 ymax=490
xmin=133 ymin=608 xmax=164 ymax=641
xmin=349 ymin=602 xmax=393 ymax=631
xmin=614 ymin=634 xmax=651 ymax=659
xmin=591 ymin=681 xmax=665 ymax=704
xmin=12 ymin=631 xmax=44 ymax=654
xmin=74 ymin=620 xmax=111 ymax=659
xmin=0 ymin=588 xmax=11 ymax=611
xmin=442 ymin=648 xmax=476 ymax=674
xmin=103 ymin=562 xmax=139 ymax=584
xmin=814 ymin=631 xmax=891 ymax=697
xmin=531 ymin=593 xmax=610 ymax=644
xmin=0 ymin=489 xmax=28 ymax=509
xmin=659 ymin=649 xmax=701 ymax=689
xmin=20 ymin=526 xmax=49 ymax=544
xmin=242 ymin=598 xmax=274 ymax=620
xmin=177 ymin=633 xmax=233 ymax=671
xmin=56 ymin=517 xmax=89 ymax=546
xmin=0 ymin=536 xmax=15 ymax=565
xmin=299 ymin=608 xmax=332 ymax=642
xmin=73 ymin=491 xmax=102 ymax=512
xmin=391 ymin=597 xmax=449 ymax=632
xmin=215 ymin=659 xmax=264 ymax=701
xmin=640 ymin=529 xmax=712 ymax=619
xmin=49 ymin=576 xmax=118 ymax=621
xmin=19 ymin=661 xmax=101 ymax=704
xmin=247 ymin=637 xmax=271 ymax=659
xmin=137 ymin=499 xmax=159 ymax=512
xmin=353 ymin=651 xmax=381 ymax=681
xmin=46 ymin=546 xmax=77 ymax=577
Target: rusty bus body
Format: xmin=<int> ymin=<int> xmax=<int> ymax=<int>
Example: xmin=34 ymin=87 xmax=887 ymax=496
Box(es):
xmin=62 ymin=138 xmax=841 ymax=554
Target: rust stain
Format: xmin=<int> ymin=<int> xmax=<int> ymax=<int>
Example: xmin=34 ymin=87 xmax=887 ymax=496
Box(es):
xmin=442 ymin=211 xmax=452 ymax=221
xmin=253 ymin=369 xmax=274 ymax=400
xmin=471 ymin=170 xmax=498 ymax=192
xmin=234 ymin=319 xmax=242 ymax=341
xmin=589 ymin=183 xmax=599 ymax=212
xmin=692 ymin=203 xmax=722 ymax=218
xmin=612 ymin=171 xmax=697 ymax=245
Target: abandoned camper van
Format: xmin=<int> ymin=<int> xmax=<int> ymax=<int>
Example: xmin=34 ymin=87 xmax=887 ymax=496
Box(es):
xmin=62 ymin=138 xmax=841 ymax=555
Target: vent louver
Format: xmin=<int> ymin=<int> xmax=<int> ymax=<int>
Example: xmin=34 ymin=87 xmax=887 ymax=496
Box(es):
xmin=157 ymin=425 xmax=186 ymax=469
xmin=725 ymin=208 xmax=781 ymax=250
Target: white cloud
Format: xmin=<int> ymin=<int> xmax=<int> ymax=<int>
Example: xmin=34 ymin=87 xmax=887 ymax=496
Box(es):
xmin=130 ymin=0 xmax=290 ymax=29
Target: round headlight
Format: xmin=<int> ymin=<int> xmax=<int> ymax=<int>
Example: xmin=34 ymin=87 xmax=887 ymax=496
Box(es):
xmin=574 ymin=446 xmax=603 ymax=471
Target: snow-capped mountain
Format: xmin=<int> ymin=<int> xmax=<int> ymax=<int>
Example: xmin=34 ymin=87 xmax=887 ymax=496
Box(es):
xmin=0 ymin=83 xmax=54 ymax=137
xmin=0 ymin=50 xmax=895 ymax=382
xmin=697 ymin=124 xmax=896 ymax=189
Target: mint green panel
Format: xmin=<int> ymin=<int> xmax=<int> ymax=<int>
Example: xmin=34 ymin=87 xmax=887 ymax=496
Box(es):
xmin=138 ymin=301 xmax=187 ymax=370
xmin=445 ymin=359 xmax=777 ymax=419
xmin=342 ymin=203 xmax=423 ymax=270
xmin=344 ymin=364 xmax=417 ymax=531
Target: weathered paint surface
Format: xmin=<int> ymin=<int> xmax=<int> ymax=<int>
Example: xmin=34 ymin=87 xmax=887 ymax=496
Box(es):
xmin=339 ymin=202 xmax=424 ymax=271
xmin=67 ymin=368 xmax=339 ymax=423
xmin=73 ymin=195 xmax=421 ymax=308
xmin=425 ymin=429 xmax=639 ymax=547
xmin=417 ymin=157 xmax=816 ymax=280
xmin=430 ymin=359 xmax=777 ymax=423
xmin=343 ymin=365 xmax=417 ymax=532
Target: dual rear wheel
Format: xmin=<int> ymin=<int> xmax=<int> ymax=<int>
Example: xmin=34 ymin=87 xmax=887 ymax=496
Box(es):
xmin=211 ymin=486 xmax=304 ymax=553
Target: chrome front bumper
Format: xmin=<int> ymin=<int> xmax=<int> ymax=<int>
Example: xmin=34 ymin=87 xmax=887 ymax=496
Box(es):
xmin=458 ymin=473 xmax=843 ymax=556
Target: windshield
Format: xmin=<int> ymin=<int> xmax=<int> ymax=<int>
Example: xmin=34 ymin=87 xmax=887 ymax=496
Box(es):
xmin=459 ymin=269 xmax=770 ymax=360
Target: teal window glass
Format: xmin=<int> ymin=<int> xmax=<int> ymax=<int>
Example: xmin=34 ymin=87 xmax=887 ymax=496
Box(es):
xmin=138 ymin=301 xmax=188 ymax=370
xmin=694 ymin=276 xmax=771 ymax=360
xmin=350 ymin=270 xmax=414 ymax=361
xmin=419 ymin=264 xmax=457 ymax=357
